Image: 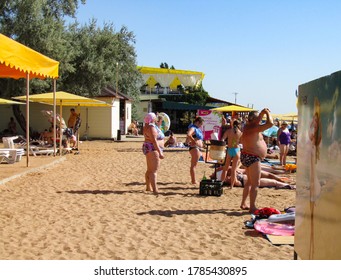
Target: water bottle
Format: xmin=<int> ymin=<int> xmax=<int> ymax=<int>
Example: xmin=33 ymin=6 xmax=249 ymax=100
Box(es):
xmin=202 ymin=172 xmax=207 ymax=181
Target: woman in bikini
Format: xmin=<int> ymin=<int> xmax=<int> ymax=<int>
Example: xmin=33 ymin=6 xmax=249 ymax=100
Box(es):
xmin=221 ymin=119 xmax=242 ymax=188
xmin=186 ymin=116 xmax=204 ymax=184
xmin=142 ymin=112 xmax=165 ymax=194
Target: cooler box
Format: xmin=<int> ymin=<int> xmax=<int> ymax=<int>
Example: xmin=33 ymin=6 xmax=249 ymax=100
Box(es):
xmin=199 ymin=179 xmax=224 ymax=196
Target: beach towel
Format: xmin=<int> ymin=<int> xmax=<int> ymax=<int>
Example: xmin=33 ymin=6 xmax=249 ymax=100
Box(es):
xmin=254 ymin=219 xmax=295 ymax=236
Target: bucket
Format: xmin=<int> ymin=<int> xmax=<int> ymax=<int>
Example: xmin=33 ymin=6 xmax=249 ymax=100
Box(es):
xmin=209 ymin=140 xmax=226 ymax=160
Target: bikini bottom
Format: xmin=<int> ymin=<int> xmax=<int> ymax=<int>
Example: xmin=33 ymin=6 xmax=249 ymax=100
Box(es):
xmin=142 ymin=142 xmax=155 ymax=155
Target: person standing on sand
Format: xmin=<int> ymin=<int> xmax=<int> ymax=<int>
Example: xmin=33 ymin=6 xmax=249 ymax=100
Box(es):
xmin=277 ymin=121 xmax=291 ymax=166
xmin=186 ymin=116 xmax=204 ymax=185
xmin=240 ymin=108 xmax=274 ymax=213
xmin=142 ymin=112 xmax=164 ymax=194
xmin=220 ymin=119 xmax=242 ymax=188
xmin=68 ymin=108 xmax=79 ymax=130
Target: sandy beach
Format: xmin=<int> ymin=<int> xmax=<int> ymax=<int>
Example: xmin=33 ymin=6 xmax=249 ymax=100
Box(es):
xmin=0 ymin=137 xmax=296 ymax=260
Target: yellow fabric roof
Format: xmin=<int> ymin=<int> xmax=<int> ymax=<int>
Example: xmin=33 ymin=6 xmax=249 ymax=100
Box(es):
xmin=137 ymin=66 xmax=205 ymax=89
xmin=137 ymin=66 xmax=205 ymax=76
xmin=0 ymin=97 xmax=25 ymax=105
xmin=14 ymin=91 xmax=111 ymax=107
xmin=211 ymin=104 xmax=257 ymax=112
xmin=0 ymin=33 xmax=59 ymax=79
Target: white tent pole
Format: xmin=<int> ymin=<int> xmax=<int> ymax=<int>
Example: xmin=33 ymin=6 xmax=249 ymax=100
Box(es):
xmin=59 ymin=100 xmax=63 ymax=156
xmin=77 ymin=104 xmax=80 ymax=150
xmin=53 ymin=81 xmax=57 ymax=156
xmin=26 ymin=73 xmax=30 ymax=167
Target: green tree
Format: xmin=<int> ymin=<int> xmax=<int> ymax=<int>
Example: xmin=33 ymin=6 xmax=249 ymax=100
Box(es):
xmin=0 ymin=0 xmax=85 ymax=97
xmin=160 ymin=62 xmax=169 ymax=69
xmin=0 ymin=0 xmax=142 ymax=119
xmin=63 ymin=20 xmax=141 ymax=97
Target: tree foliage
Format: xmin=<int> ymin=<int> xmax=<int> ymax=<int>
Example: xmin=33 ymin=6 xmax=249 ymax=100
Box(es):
xmin=0 ymin=0 xmax=85 ymax=96
xmin=160 ymin=62 xmax=175 ymax=69
xmin=0 ymin=0 xmax=142 ymax=119
xmin=62 ymin=20 xmax=141 ymax=100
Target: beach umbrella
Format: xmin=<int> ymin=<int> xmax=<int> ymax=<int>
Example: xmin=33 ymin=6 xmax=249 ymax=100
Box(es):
xmin=262 ymin=125 xmax=279 ymax=137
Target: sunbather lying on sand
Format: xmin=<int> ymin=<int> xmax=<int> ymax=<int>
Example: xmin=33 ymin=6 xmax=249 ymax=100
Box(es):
xmin=211 ymin=165 xmax=289 ymax=182
xmin=225 ymin=173 xmax=296 ymax=190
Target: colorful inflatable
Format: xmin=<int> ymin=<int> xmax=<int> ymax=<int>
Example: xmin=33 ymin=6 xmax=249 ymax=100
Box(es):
xmin=254 ymin=219 xmax=295 ymax=236
xmin=158 ymin=112 xmax=170 ymax=132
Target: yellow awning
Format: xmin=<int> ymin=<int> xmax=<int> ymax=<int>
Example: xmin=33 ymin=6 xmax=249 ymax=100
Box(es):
xmin=211 ymin=105 xmax=257 ymax=112
xmin=137 ymin=66 xmax=204 ymax=88
xmin=14 ymin=91 xmax=111 ymax=107
xmin=0 ymin=33 xmax=59 ymax=79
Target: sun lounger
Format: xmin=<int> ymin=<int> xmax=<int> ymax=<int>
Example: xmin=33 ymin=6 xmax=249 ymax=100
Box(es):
xmin=0 ymin=151 xmax=10 ymax=164
xmin=0 ymin=150 xmax=13 ymax=164
xmin=0 ymin=148 xmax=25 ymax=162
xmin=2 ymin=136 xmax=19 ymax=149
xmin=30 ymin=146 xmax=54 ymax=156
xmin=0 ymin=155 xmax=10 ymax=164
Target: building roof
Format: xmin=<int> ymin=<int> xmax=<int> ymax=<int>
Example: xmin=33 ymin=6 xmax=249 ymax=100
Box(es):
xmin=98 ymin=85 xmax=132 ymax=100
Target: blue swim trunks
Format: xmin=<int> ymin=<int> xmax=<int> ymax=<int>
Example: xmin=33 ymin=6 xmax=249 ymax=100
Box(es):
xmin=228 ymin=147 xmax=240 ymax=158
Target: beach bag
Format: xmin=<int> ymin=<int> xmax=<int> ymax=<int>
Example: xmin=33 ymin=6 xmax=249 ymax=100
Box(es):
xmin=74 ymin=115 xmax=82 ymax=133
xmin=63 ymin=128 xmax=73 ymax=138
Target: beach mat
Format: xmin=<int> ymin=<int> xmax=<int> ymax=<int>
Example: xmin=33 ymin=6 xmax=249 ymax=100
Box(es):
xmin=266 ymin=234 xmax=294 ymax=245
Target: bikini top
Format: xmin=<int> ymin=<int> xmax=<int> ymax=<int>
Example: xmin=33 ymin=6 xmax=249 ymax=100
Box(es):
xmin=188 ymin=124 xmax=204 ymax=141
xmin=151 ymin=123 xmax=165 ymax=140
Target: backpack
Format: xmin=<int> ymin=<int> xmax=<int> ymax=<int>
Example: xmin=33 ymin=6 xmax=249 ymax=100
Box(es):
xmin=74 ymin=115 xmax=82 ymax=133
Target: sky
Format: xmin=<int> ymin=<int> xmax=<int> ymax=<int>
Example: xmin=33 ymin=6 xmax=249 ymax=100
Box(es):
xmin=73 ymin=0 xmax=341 ymax=114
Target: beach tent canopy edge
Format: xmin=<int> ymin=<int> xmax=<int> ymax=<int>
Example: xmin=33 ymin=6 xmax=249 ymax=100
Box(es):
xmin=0 ymin=33 xmax=59 ymax=79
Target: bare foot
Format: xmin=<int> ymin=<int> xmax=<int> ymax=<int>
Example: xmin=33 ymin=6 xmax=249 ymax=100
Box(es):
xmin=240 ymin=205 xmax=250 ymax=210
xmin=249 ymin=207 xmax=258 ymax=214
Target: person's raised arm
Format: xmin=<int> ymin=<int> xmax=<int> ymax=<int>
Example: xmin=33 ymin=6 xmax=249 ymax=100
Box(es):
xmin=261 ymin=108 xmax=274 ymax=131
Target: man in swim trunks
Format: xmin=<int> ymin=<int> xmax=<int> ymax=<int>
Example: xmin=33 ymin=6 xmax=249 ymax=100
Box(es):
xmin=240 ymin=108 xmax=273 ymax=213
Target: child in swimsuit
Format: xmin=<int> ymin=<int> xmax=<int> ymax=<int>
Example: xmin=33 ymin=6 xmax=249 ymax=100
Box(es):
xmin=187 ymin=117 xmax=204 ymax=184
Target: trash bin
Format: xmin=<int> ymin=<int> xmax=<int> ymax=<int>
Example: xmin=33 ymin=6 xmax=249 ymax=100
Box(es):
xmin=117 ymin=129 xmax=121 ymax=141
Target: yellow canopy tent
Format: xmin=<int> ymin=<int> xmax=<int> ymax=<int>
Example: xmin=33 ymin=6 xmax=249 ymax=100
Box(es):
xmin=0 ymin=33 xmax=59 ymax=166
xmin=211 ymin=104 xmax=257 ymax=112
xmin=14 ymin=91 xmax=111 ymax=154
xmin=137 ymin=66 xmax=205 ymax=90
